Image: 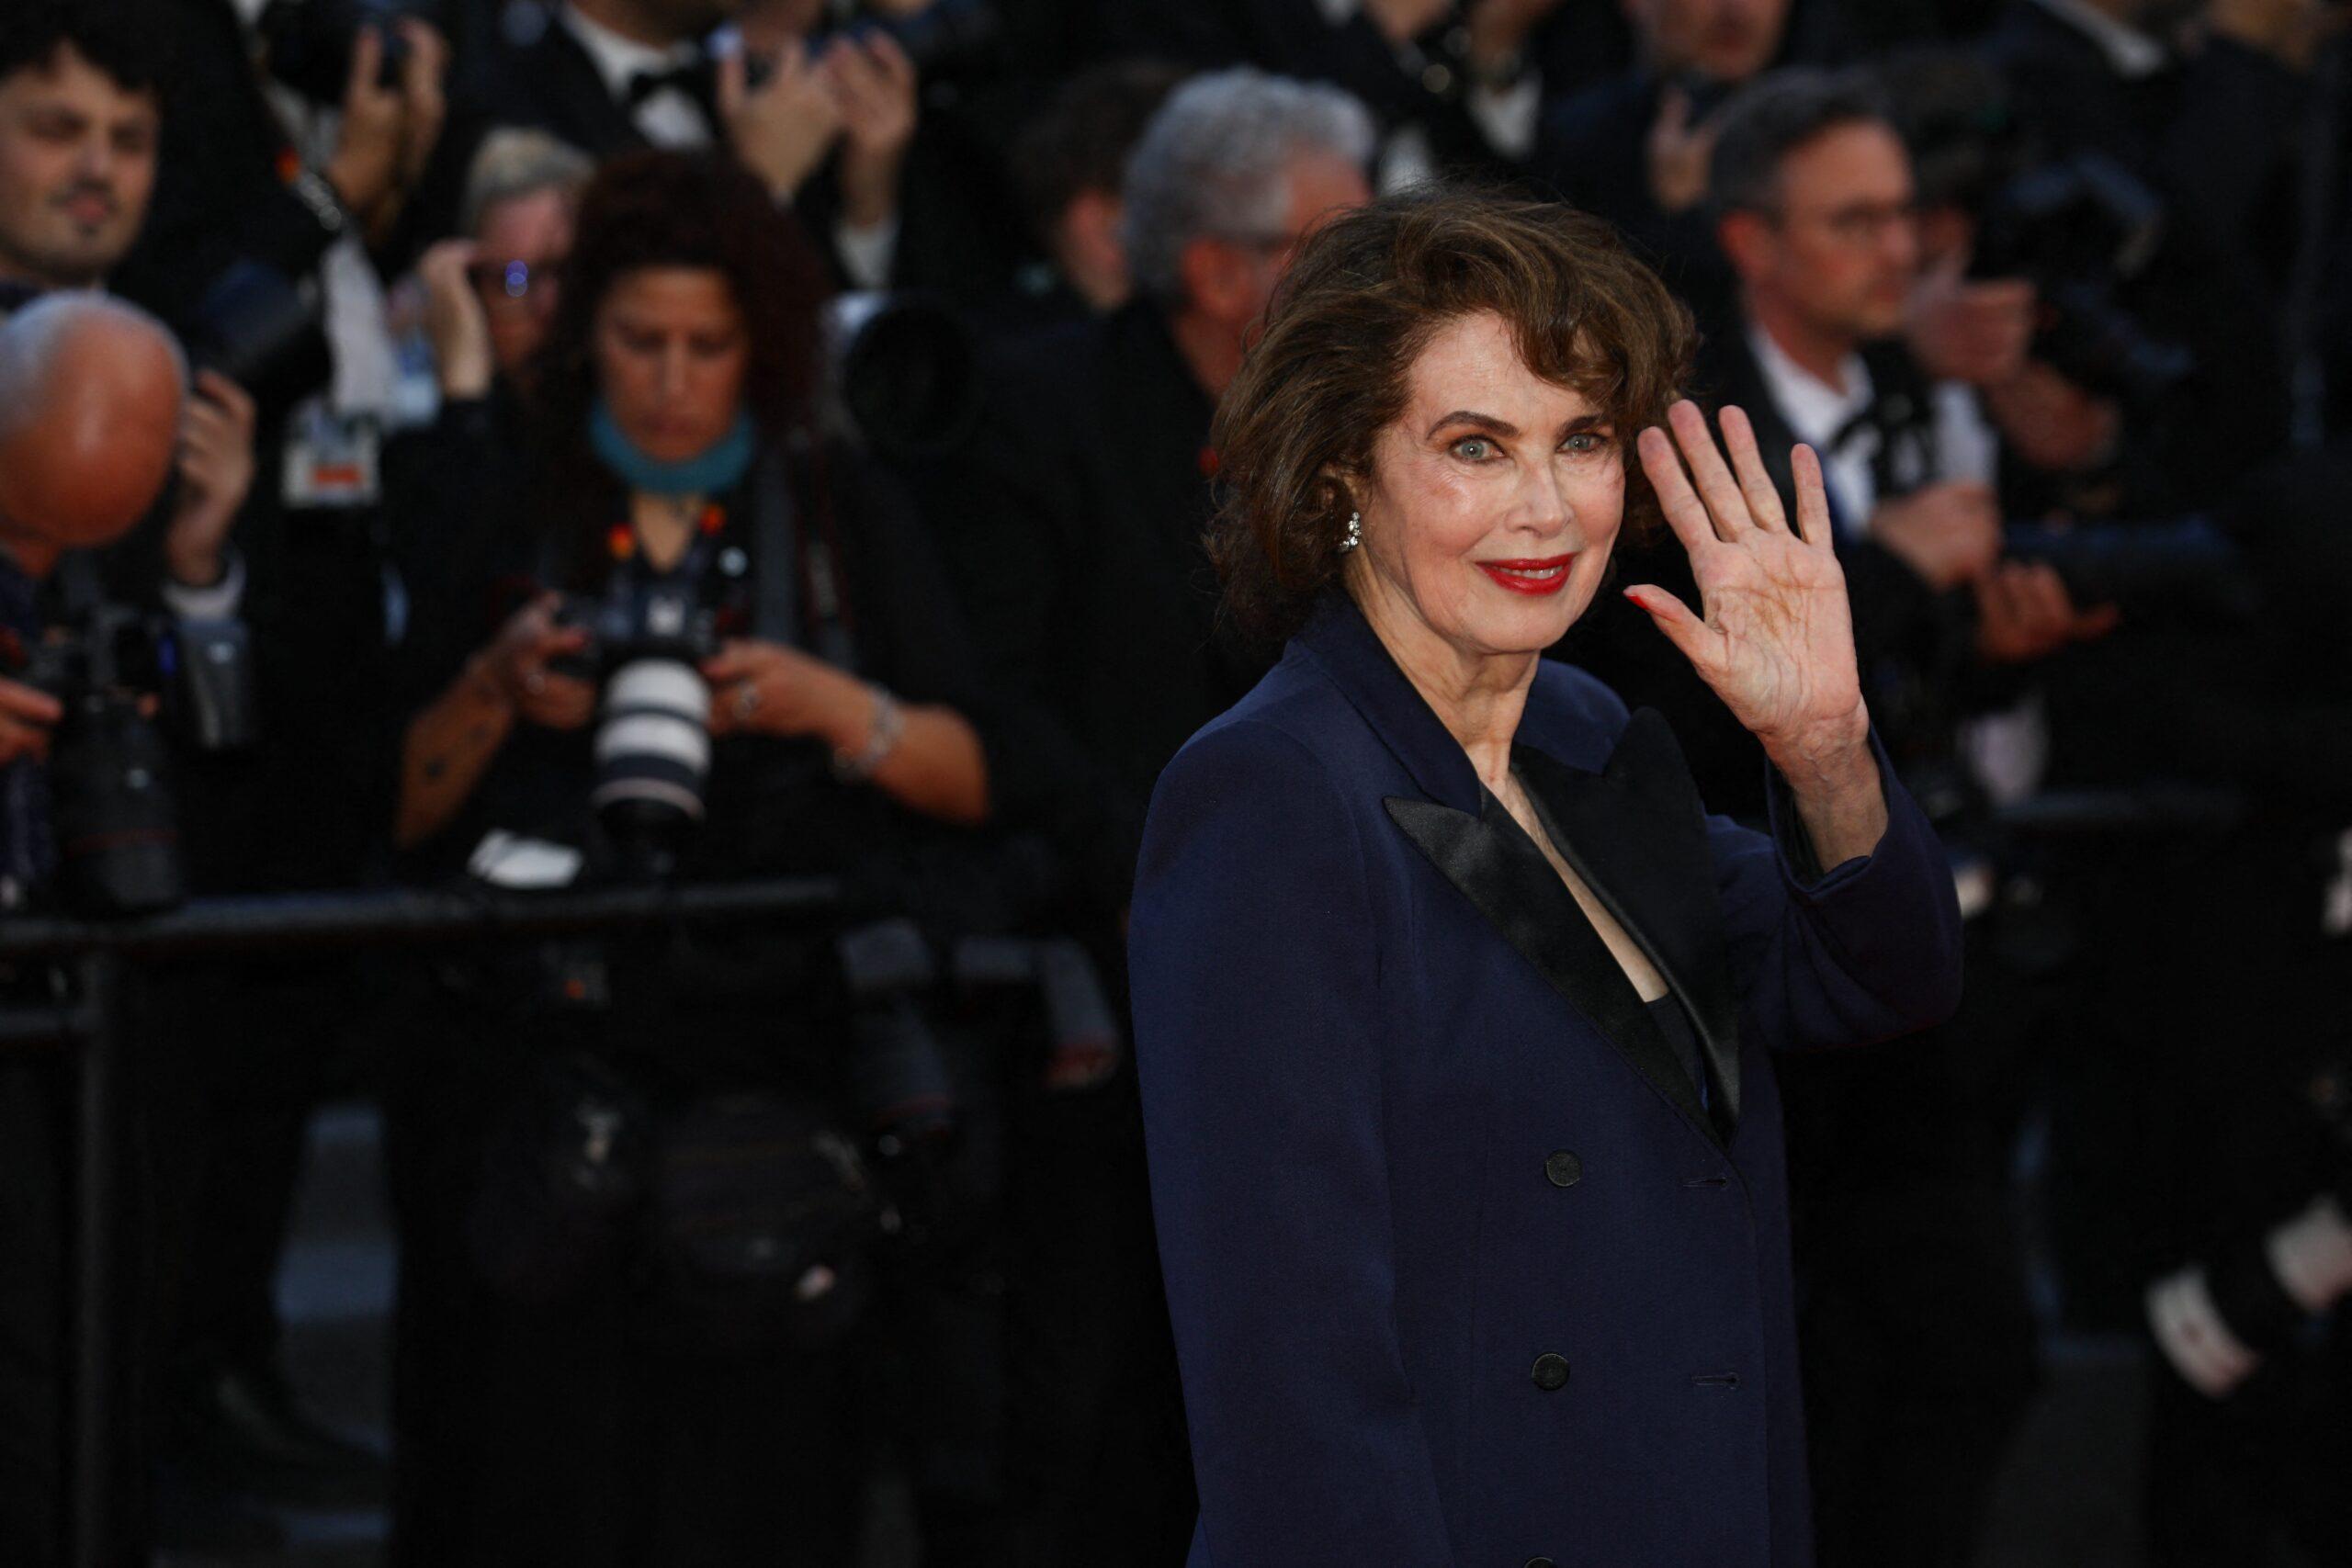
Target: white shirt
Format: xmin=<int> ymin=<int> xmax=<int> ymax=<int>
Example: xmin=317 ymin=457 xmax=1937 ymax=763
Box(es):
xmin=1746 ymin=322 xmax=2000 ymax=531
xmin=1747 ymin=322 xmax=1878 ymax=526
xmin=560 ymin=4 xmax=714 ymax=150
xmin=2030 ymin=0 xmax=2167 ymax=81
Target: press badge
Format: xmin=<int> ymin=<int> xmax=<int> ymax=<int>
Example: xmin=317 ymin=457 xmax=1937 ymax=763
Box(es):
xmin=281 ymin=401 xmax=382 ymax=508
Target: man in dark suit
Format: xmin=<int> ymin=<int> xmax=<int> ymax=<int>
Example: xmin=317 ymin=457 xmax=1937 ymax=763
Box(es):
xmin=927 ymin=66 xmax=1375 ymax=913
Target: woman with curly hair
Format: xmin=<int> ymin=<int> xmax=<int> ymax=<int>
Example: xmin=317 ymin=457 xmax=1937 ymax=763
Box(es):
xmin=384 ymin=149 xmax=990 ymax=1563
xmin=1129 ymin=188 xmax=1963 ymax=1566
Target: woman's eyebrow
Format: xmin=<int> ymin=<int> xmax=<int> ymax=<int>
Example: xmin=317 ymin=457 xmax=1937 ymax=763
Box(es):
xmin=1425 ymin=410 xmax=1519 ymax=439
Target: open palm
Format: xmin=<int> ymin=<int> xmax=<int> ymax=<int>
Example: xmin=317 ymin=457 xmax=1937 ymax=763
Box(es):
xmin=1624 ymin=401 xmax=1868 ymax=768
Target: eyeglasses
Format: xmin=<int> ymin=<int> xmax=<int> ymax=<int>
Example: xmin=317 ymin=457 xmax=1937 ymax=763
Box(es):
xmin=465 ymin=258 xmax=560 ymax=308
xmin=1767 ymin=199 xmax=1921 ymax=249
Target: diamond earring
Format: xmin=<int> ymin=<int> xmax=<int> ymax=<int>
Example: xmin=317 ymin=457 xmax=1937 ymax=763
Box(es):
xmin=1340 ymin=511 xmax=1363 ymax=552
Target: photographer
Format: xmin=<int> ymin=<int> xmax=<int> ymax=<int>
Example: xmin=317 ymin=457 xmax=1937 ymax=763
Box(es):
xmin=0 ymin=291 xmax=189 ymax=1568
xmin=384 ymin=148 xmax=993 ymax=1565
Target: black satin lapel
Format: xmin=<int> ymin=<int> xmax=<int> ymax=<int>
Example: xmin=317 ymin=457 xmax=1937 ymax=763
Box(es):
xmin=1385 ymin=795 xmax=1717 ymax=1144
xmin=1515 ymin=711 xmax=1745 ymax=1130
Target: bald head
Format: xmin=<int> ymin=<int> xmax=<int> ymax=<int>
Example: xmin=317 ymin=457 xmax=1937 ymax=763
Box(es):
xmin=0 ymin=290 xmax=183 ymax=575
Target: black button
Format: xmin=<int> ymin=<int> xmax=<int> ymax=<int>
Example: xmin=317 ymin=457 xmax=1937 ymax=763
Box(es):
xmin=1544 ymin=1150 xmax=1582 ymax=1188
xmin=1531 ymin=1353 xmax=1570 ymax=1391
xmin=1525 ymin=1559 xmax=1556 ymax=1568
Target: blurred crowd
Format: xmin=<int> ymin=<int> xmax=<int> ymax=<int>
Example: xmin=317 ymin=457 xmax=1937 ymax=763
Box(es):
xmin=1 ymin=0 xmax=2350 ymax=1562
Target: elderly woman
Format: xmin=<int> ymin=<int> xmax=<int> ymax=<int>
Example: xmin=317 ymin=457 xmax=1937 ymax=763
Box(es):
xmin=1128 ymin=191 xmax=1962 ymax=1566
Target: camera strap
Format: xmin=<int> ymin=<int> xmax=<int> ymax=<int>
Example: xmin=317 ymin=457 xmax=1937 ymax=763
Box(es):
xmin=747 ymin=447 xmax=855 ymax=673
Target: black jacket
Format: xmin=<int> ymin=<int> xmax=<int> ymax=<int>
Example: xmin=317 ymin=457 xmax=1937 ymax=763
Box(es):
xmin=914 ymin=300 xmax=1261 ymax=909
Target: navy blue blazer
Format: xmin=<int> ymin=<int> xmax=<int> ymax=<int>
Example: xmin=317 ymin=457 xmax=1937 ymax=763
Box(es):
xmin=1129 ymin=596 xmax=1963 ymax=1567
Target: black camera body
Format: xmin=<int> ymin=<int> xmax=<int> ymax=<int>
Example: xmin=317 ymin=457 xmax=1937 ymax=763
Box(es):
xmin=13 ymin=605 xmax=190 ymax=915
xmin=1972 ymin=153 xmax=2194 ymax=409
xmin=256 ymin=0 xmax=433 ymax=103
xmin=553 ymin=583 xmax=727 ymax=871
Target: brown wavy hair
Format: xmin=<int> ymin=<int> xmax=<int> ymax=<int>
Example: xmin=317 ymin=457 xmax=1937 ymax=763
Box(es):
xmin=526 ymin=150 xmax=831 ymax=581
xmin=1208 ymin=188 xmax=1696 ymax=648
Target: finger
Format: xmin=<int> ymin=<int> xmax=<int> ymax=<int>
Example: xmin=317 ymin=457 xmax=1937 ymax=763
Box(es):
xmin=2075 ymin=603 xmax=2122 ymax=639
xmin=715 ymin=46 xmax=747 ymax=119
xmin=1789 ymin=444 xmax=1833 ymax=547
xmin=1635 ymin=425 xmax=1720 ymax=558
xmin=1656 ymin=85 xmax=1690 ymax=137
xmin=1717 ymin=405 xmax=1790 ymax=535
xmin=1965 ymin=278 xmax=2035 ymax=313
xmin=0 ymin=680 xmax=62 ymax=725
xmin=182 ymin=399 xmax=232 ymax=446
xmin=396 ymin=17 xmax=449 ymax=88
xmin=0 ymin=716 xmax=51 ymax=765
xmin=1667 ymin=400 xmax=1750 ymax=540
xmin=1622 ymin=584 xmax=1715 ymax=670
xmin=345 ymin=26 xmax=383 ymax=105
xmin=699 ymin=642 xmax=765 ymax=682
xmin=198 ymin=371 xmax=257 ymax=429
xmin=2018 ymin=561 xmax=2070 ymax=625
xmin=865 ymin=30 xmax=915 ymax=86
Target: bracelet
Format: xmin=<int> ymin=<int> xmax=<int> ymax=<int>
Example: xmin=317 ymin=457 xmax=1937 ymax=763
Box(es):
xmin=831 ymin=683 xmax=904 ymax=783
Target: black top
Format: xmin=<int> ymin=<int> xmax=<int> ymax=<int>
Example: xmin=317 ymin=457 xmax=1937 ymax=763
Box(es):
xmin=387 ymin=405 xmax=1010 ymax=1085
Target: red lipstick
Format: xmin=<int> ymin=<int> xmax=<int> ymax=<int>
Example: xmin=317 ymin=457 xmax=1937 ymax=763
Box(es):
xmin=1476 ymin=555 xmax=1577 ymax=595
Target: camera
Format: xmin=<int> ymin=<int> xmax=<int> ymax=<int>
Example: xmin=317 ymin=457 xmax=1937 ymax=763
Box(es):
xmin=255 ymin=0 xmax=434 ymax=104
xmin=185 ymin=263 xmax=333 ymax=427
xmin=2003 ymin=516 xmax=2256 ymax=629
xmin=551 ymin=581 xmax=724 ymax=871
xmin=2148 ymin=1055 xmax=2352 ymax=1399
xmin=1971 ymin=153 xmax=2194 ymax=410
xmin=9 ymin=605 xmax=191 ymax=915
xmin=821 ymin=292 xmax=983 ymax=462
xmin=840 ymin=0 xmax=1002 ymax=78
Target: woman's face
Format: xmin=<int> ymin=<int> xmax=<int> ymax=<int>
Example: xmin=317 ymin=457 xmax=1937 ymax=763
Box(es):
xmin=592 ymin=265 xmax=751 ymax=464
xmin=1350 ymin=310 xmax=1626 ymax=666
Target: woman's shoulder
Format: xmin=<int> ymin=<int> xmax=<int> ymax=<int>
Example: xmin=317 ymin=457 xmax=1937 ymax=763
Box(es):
xmin=1148 ymin=653 xmax=1369 ymax=829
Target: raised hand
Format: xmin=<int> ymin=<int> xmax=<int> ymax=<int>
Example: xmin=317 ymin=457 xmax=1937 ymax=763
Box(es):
xmin=824 ymin=31 xmax=918 ymax=231
xmin=1625 ymin=400 xmax=1871 ymax=790
xmin=167 ymin=371 xmax=257 ymax=589
xmin=718 ymin=41 xmax=844 ymax=203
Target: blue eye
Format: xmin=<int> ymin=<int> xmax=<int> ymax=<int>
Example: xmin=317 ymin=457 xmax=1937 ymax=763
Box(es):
xmin=1561 ymin=430 xmax=1611 ymax=456
xmin=1451 ymin=436 xmax=1494 ymax=461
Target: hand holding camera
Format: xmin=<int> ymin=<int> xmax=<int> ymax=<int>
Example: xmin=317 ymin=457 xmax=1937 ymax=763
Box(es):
xmin=321 ymin=19 xmax=448 ymax=239
xmin=1972 ymin=558 xmax=2120 ymax=665
xmin=166 ymin=372 xmax=257 ymax=589
xmin=1871 ymin=479 xmax=2004 ymax=592
xmin=826 ymin=31 xmax=919 ymax=232
xmin=701 ymin=637 xmax=864 ymax=743
xmin=0 ymin=677 xmax=63 ymax=767
xmin=481 ymin=592 xmax=594 ymax=731
xmin=718 ymin=41 xmax=845 ymax=203
xmin=1905 ymin=254 xmax=2035 ymax=389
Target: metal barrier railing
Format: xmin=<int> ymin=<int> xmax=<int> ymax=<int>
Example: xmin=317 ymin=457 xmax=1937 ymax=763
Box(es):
xmin=0 ymin=877 xmax=847 ymax=1568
